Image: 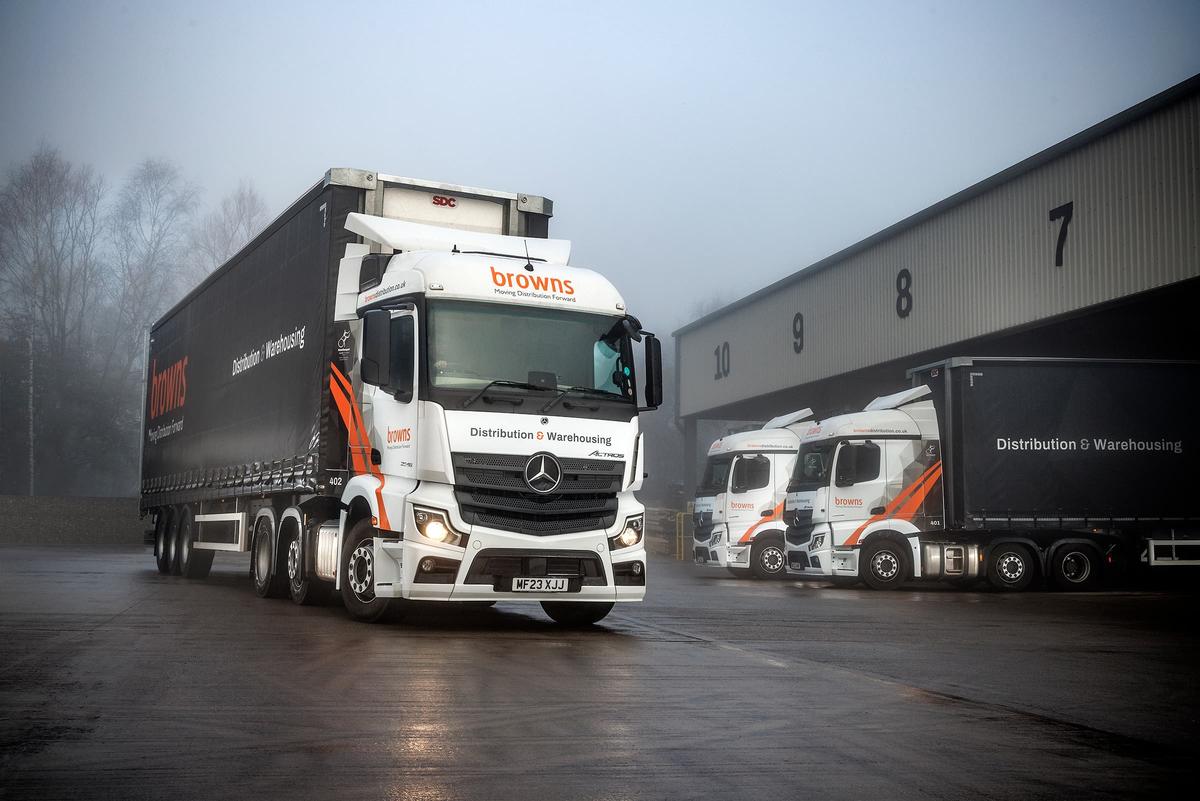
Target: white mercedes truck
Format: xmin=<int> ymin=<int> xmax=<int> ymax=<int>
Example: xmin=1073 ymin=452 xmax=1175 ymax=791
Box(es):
xmin=142 ymin=169 xmax=662 ymax=625
xmin=784 ymin=358 xmax=1199 ymax=591
xmin=692 ymin=409 xmax=813 ymax=579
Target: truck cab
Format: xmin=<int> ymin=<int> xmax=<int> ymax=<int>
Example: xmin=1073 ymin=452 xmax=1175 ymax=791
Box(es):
xmin=329 ymin=213 xmax=662 ymax=623
xmin=693 ymin=409 xmax=812 ymax=579
xmin=784 ymin=388 xmax=942 ymax=589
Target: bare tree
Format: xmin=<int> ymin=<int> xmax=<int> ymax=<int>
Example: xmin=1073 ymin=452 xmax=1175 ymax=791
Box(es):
xmin=187 ymin=181 xmax=268 ymax=282
xmin=0 ymin=146 xmax=105 ymax=362
xmin=97 ymin=159 xmax=198 ymax=385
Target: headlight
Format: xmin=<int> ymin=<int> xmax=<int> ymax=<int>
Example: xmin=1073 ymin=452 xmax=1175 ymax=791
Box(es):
xmin=810 ymin=534 xmax=825 ymax=549
xmin=608 ymin=514 xmax=644 ymax=550
xmin=413 ymin=506 xmax=465 ymax=547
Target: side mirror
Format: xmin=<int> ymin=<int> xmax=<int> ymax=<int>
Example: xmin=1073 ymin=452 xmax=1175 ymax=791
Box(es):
xmin=360 ymin=309 xmax=391 ymax=387
xmin=642 ymin=334 xmax=662 ymax=410
xmin=834 ymin=445 xmax=857 ymax=488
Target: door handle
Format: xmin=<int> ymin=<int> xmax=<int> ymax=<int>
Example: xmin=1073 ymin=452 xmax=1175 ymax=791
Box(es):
xmin=870 ymin=506 xmax=885 ymax=515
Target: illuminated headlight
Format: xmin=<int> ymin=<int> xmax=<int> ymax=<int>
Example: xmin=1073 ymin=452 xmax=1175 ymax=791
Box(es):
xmin=413 ymin=506 xmax=465 ymax=547
xmin=608 ymin=514 xmax=644 ymax=550
xmin=811 ymin=534 xmax=825 ymax=549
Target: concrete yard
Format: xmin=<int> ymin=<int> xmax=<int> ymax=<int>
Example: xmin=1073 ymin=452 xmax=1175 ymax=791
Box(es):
xmin=1 ymin=545 xmax=1197 ymax=800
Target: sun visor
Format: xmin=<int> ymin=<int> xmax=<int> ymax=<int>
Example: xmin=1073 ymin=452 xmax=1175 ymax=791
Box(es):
xmin=345 ymin=213 xmax=572 ymax=265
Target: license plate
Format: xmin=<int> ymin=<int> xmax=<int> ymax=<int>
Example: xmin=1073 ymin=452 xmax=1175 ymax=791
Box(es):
xmin=512 ymin=577 xmax=569 ymax=592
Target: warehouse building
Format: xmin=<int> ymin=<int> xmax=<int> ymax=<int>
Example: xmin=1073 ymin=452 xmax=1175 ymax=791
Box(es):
xmin=673 ymin=74 xmax=1199 ymax=491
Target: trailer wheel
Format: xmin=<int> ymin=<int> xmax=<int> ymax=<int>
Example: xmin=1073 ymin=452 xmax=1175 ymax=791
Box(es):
xmin=165 ymin=507 xmax=183 ymax=575
xmin=1051 ymin=547 xmax=1099 ymax=591
xmin=751 ymin=540 xmax=787 ymax=579
xmin=340 ymin=518 xmax=390 ymax=623
xmin=541 ymin=602 xmax=614 ymax=626
xmin=284 ymin=520 xmax=330 ymax=606
xmin=154 ymin=509 xmax=173 ymax=575
xmin=987 ymin=544 xmax=1036 ymax=591
xmin=251 ymin=516 xmax=287 ymax=599
xmin=178 ymin=506 xmax=214 ymax=579
xmin=860 ymin=540 xmax=910 ymax=590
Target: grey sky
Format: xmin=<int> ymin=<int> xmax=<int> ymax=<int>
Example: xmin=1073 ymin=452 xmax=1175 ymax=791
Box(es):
xmin=2 ymin=0 xmax=1198 ymax=337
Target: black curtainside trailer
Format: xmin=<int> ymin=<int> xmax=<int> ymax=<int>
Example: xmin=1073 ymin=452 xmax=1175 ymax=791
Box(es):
xmin=911 ymin=358 xmax=1200 ymax=529
xmin=909 ymin=357 xmax=1200 ymax=588
xmin=140 ymin=169 xmax=553 ymax=514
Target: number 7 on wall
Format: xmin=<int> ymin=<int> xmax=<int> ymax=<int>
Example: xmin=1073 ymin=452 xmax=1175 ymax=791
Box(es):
xmin=1049 ymin=201 xmax=1073 ymax=267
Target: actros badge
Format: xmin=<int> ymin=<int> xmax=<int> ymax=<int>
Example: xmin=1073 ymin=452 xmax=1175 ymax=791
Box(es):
xmin=523 ymin=452 xmax=562 ymax=494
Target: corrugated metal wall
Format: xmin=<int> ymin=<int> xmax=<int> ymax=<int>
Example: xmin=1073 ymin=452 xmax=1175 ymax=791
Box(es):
xmin=677 ymin=90 xmax=1199 ymax=418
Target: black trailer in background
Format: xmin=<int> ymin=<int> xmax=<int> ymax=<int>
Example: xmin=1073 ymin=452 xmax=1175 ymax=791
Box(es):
xmin=910 ymin=358 xmax=1200 ymax=529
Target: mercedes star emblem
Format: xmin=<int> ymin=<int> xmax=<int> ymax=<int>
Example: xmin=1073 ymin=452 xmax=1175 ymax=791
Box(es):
xmin=523 ymin=453 xmax=563 ymax=494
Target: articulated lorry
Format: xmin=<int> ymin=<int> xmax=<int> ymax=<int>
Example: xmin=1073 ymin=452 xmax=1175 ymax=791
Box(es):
xmin=784 ymin=358 xmax=1199 ymax=590
xmin=692 ymin=409 xmax=813 ymax=579
xmin=142 ymin=169 xmax=662 ymax=624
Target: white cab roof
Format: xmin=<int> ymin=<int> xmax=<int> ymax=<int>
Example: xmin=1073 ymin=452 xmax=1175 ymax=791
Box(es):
xmin=707 ymin=427 xmax=800 ymax=457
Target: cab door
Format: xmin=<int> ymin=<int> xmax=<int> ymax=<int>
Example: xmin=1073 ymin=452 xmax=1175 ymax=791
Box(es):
xmin=827 ymin=440 xmax=885 ymax=546
xmin=728 ymin=454 xmax=773 ymax=544
xmin=360 ymin=307 xmax=419 ymax=481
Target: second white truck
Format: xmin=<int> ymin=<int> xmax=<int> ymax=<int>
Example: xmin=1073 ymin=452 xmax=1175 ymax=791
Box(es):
xmin=693 ymin=409 xmax=813 ymax=578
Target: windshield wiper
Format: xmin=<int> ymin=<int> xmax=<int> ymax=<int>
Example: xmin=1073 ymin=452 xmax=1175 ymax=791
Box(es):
xmin=540 ymin=386 xmax=624 ymax=414
xmin=461 ymin=380 xmax=548 ymax=409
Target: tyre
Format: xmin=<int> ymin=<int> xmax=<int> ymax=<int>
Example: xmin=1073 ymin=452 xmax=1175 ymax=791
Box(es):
xmin=860 ymin=539 xmax=910 ymax=590
xmin=750 ymin=539 xmax=787 ymax=579
xmin=250 ymin=515 xmax=287 ymax=599
xmin=987 ymin=543 xmax=1036 ymax=592
xmin=541 ymin=601 xmax=614 ymax=626
xmin=154 ymin=509 xmax=173 ymax=575
xmin=178 ymin=506 xmax=214 ymax=579
xmin=340 ymin=518 xmax=391 ymax=623
xmin=284 ymin=519 xmax=330 ymax=606
xmin=1051 ymin=546 xmax=1100 ymax=591
xmin=165 ymin=507 xmax=183 ymax=575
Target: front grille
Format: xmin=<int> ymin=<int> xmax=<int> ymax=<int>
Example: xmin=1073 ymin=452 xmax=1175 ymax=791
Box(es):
xmin=786 ymin=525 xmax=815 ymax=546
xmin=465 ymin=548 xmax=606 ymax=590
xmin=694 ymin=524 xmax=715 ymax=542
xmin=453 ymin=452 xmax=623 ymax=536
xmin=695 ymin=546 xmax=709 ymax=562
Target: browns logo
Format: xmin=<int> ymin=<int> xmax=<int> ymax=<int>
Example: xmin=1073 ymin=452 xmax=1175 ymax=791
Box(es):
xmin=149 ymin=356 xmax=188 ymax=420
xmin=491 ymin=266 xmax=574 ymax=295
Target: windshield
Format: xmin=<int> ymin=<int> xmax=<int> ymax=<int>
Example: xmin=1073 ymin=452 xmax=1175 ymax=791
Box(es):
xmin=427 ymin=299 xmax=634 ymax=400
xmin=697 ymin=455 xmax=733 ymax=496
xmin=789 ymin=442 xmax=835 ymax=492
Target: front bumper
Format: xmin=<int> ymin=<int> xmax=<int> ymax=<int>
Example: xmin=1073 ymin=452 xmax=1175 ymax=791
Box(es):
xmin=372 ymin=486 xmax=647 ymax=603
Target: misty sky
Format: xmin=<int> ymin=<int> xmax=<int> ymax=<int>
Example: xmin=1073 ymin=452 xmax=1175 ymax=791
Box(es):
xmin=2 ymin=0 xmax=1198 ymax=340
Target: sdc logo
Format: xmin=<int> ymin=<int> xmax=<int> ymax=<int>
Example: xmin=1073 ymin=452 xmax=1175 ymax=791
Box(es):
xmin=431 ymin=195 xmax=457 ymax=208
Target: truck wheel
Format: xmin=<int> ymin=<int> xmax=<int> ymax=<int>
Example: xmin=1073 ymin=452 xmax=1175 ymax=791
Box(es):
xmin=1051 ymin=547 xmax=1099 ymax=591
xmin=285 ymin=521 xmax=330 ymax=606
xmin=154 ymin=509 xmax=173 ymax=574
xmin=166 ymin=507 xmax=183 ymax=575
xmin=987 ymin=544 xmax=1036 ymax=591
xmin=340 ymin=518 xmax=390 ymax=623
xmin=178 ymin=506 xmax=214 ymax=579
xmin=751 ymin=540 xmax=787 ymax=579
xmin=251 ymin=516 xmax=287 ymax=599
xmin=860 ymin=540 xmax=910 ymax=590
xmin=541 ymin=602 xmax=614 ymax=626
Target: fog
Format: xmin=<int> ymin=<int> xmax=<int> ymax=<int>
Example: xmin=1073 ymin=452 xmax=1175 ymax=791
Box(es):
xmin=1 ymin=0 xmax=1198 ymax=495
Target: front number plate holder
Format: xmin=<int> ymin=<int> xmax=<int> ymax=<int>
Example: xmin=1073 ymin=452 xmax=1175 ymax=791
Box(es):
xmin=512 ymin=577 xmax=570 ymax=592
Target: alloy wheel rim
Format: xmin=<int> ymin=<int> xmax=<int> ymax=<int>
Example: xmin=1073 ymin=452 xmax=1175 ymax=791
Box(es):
xmin=872 ymin=550 xmax=899 ymax=580
xmin=1061 ymin=552 xmax=1091 ymax=583
xmin=348 ymin=543 xmax=375 ymax=601
xmin=761 ymin=547 xmax=784 ymax=573
xmin=997 ymin=553 xmax=1025 ymax=582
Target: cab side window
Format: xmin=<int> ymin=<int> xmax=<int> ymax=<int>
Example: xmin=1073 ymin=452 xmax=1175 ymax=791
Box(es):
xmin=834 ymin=442 xmax=881 ymax=486
xmin=731 ymin=455 xmax=771 ymax=493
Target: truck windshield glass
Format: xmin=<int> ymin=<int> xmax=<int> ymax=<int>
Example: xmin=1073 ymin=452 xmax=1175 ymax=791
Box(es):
xmin=426 ymin=299 xmax=633 ymax=400
xmin=790 ymin=442 xmax=834 ymax=491
xmin=698 ymin=455 xmax=733 ymax=495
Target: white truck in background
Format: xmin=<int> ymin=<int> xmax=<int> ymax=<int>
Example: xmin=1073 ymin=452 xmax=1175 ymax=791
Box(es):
xmin=142 ymin=169 xmax=662 ymax=626
xmin=784 ymin=358 xmax=1200 ymax=591
xmin=692 ymin=409 xmax=813 ymax=578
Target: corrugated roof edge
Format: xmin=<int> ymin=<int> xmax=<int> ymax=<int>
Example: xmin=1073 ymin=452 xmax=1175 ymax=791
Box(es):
xmin=673 ymin=72 xmax=1200 ymax=338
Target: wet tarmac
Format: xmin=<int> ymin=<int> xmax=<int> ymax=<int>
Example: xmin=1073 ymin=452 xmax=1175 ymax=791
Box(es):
xmin=1 ymin=545 xmax=1197 ymax=800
